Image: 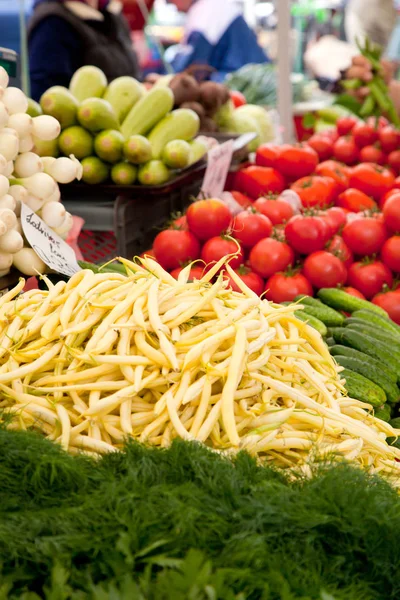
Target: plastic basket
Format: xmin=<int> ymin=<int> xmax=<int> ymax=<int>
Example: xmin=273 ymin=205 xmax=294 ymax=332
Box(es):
xmin=61 ymin=163 xmax=206 ymax=263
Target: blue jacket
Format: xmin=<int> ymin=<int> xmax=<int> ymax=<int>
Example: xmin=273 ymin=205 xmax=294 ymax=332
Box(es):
xmin=171 ymin=6 xmax=268 ymax=82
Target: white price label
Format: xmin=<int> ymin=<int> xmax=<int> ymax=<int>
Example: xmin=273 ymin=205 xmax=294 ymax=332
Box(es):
xmin=21 ymin=203 xmax=81 ymax=278
xmin=200 ymin=140 xmax=234 ymax=199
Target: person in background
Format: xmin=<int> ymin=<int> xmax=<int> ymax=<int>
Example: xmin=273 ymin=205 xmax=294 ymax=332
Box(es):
xmin=121 ymin=0 xmax=155 ymax=31
xmin=28 ymin=0 xmax=141 ymax=101
xmin=168 ymin=0 xmax=268 ymax=82
xmin=344 ymin=54 xmax=400 ymax=115
xmin=345 ymin=0 xmax=397 ymax=50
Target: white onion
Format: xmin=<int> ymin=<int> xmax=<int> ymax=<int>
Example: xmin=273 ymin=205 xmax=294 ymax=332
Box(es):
xmin=0 ymin=132 xmax=19 ymax=161
xmin=25 ymin=195 xmax=45 ymax=212
xmin=0 ymin=103 xmax=9 ymax=129
xmin=42 ymin=184 xmax=61 ymax=204
xmin=41 ymin=201 xmax=66 ymax=228
xmin=8 ymin=113 xmax=33 ymax=138
xmin=2 ymin=87 xmax=28 ymax=115
xmin=9 ymin=185 xmax=28 ymax=203
xmin=4 ymin=161 xmax=13 ymax=178
xmin=12 ymin=247 xmax=46 ymax=276
xmin=0 ymin=229 xmax=23 ymax=253
xmin=46 ymin=156 xmax=80 ymax=184
xmin=14 ymin=199 xmax=21 ymax=217
xmin=0 ymin=251 xmax=13 ymax=271
xmin=54 ymin=211 xmax=73 ymax=239
xmin=0 ymin=174 xmax=9 ymax=197
xmin=13 ymin=218 xmax=23 ymax=235
xmin=0 ymin=208 xmax=17 ymax=231
xmin=14 ymin=152 xmax=44 ymax=178
xmin=0 ymin=154 xmax=8 ymax=176
xmin=32 ymin=115 xmax=61 ymax=141
xmin=14 ymin=172 xmax=56 ymax=200
xmin=41 ymin=157 xmax=57 ymax=172
xmin=18 ymin=135 xmax=34 ymax=153
xmin=0 ymin=67 xmax=9 ymax=89
xmin=0 ymin=194 xmax=16 ymax=211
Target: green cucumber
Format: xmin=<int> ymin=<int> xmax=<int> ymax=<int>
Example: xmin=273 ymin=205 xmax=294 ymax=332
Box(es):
xmin=329 ymin=345 xmax=398 ymax=384
xmin=293 ymin=310 xmax=328 ymax=337
xmin=334 ymin=355 xmax=399 ymax=404
xmin=331 ymin=329 xmax=400 ymax=381
xmin=387 ymin=418 xmax=400 ymax=449
xmin=325 ymin=337 xmax=336 ymax=347
xmin=340 ymin=368 xmax=387 ymax=407
xmin=294 ymin=295 xmax=345 ymax=326
xmin=344 ymin=320 xmax=400 ymax=352
xmin=352 ymin=309 xmax=400 ymax=337
xmin=374 ymin=404 xmax=392 ymax=422
xmin=317 ymin=288 xmax=388 ymax=316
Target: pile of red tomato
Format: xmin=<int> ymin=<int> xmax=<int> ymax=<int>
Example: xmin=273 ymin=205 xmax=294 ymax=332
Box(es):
xmin=148 ymin=115 xmax=400 ymax=324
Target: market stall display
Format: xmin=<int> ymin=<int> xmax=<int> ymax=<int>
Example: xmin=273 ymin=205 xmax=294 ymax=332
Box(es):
xmin=0 ymin=66 xmax=81 ymax=277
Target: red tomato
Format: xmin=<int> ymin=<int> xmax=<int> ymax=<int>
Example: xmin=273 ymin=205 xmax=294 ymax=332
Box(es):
xmin=249 ymin=238 xmax=294 ymax=278
xmin=322 ymin=207 xmax=348 ymax=234
xmin=381 ymin=236 xmax=400 ymax=272
xmin=315 ymin=160 xmax=349 ymax=194
xmin=352 ymin=122 xmax=379 ymax=148
xmin=359 ymin=145 xmax=386 ymax=165
xmin=333 ymin=136 xmax=359 ymax=165
xmin=265 ymin=272 xmax=313 ymax=303
xmin=303 ymin=251 xmax=347 ymax=289
xmin=231 ymin=191 xmax=252 ymax=209
xmin=170 ymin=214 xmax=188 ymax=230
xmin=336 ymin=188 xmax=377 ymax=212
xmin=275 ymin=144 xmax=319 ymax=180
xmin=223 ymin=266 xmax=264 ymax=296
xmin=253 ymin=196 xmax=294 ymax=225
xmin=306 ymin=134 xmax=333 ymax=161
xmin=326 ymin=235 xmax=354 ymax=268
xmin=394 ymin=176 xmax=400 ymax=189
xmin=336 ymin=116 xmax=358 ymax=136
xmin=383 ymin=194 xmax=400 ymax=233
xmin=372 ymin=290 xmax=400 ymax=324
xmin=342 ymin=218 xmax=387 ymax=256
xmin=153 ymin=230 xmax=200 ymax=271
xmin=366 ymin=116 xmax=389 ymax=129
xmin=255 ymin=144 xmax=281 ymax=169
xmin=349 ymin=163 xmax=395 ymax=202
xmin=285 ymin=215 xmax=328 ymax=255
xmin=290 ymin=176 xmax=333 ymax=208
xmin=170 ymin=265 xmax=205 ymax=280
xmin=380 ymin=189 xmax=400 ymax=209
xmin=230 ymin=90 xmax=247 ymax=108
xmin=140 ymin=248 xmax=155 ymax=260
xmin=388 ymin=150 xmax=400 ymax=175
xmin=232 ymin=210 xmax=273 ymax=248
xmin=379 ymin=126 xmax=400 ymax=153
xmin=235 ymin=166 xmax=285 ymax=199
xmin=343 ymin=286 xmax=366 ymax=300
xmin=186 ymin=198 xmax=231 ymax=241
xmin=201 ymin=237 xmax=244 ymax=269
xmin=348 ymin=261 xmax=393 ymax=299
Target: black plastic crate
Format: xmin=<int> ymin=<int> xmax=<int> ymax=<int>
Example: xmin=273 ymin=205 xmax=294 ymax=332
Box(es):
xmin=60 ymin=163 xmax=206 ymax=262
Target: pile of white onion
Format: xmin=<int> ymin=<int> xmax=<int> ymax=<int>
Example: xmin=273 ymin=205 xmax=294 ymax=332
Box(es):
xmin=0 ymin=66 xmax=82 ymax=276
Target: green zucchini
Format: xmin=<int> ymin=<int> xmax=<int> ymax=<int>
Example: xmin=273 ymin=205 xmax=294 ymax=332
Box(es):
xmin=317 ymin=288 xmax=388 ymax=316
xmin=121 ymin=87 xmax=174 ymax=139
xmin=331 ymin=329 xmax=400 ymax=381
xmin=293 ymin=310 xmax=328 ymax=337
xmin=329 ymin=345 xmax=398 ymax=384
xmin=340 ymin=368 xmax=387 ymax=407
xmin=334 ymin=355 xmax=399 ymax=404
xmin=352 ymin=309 xmax=400 ymax=337
xmin=294 ymin=295 xmax=345 ymax=326
xmin=374 ymin=404 xmax=392 ymax=422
